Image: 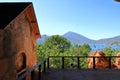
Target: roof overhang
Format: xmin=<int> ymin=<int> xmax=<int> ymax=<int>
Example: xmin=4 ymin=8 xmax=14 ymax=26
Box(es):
xmin=115 ymin=0 xmax=120 ymax=2
xmin=0 ymin=2 xmax=30 ymax=29
xmin=24 ymin=3 xmax=41 ymax=39
xmin=0 ymin=2 xmax=40 ymax=39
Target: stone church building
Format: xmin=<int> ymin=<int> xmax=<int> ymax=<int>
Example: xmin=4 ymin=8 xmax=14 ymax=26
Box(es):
xmin=0 ymin=2 xmax=40 ymax=80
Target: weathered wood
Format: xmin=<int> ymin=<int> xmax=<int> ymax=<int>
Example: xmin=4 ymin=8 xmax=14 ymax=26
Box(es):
xmin=43 ymin=61 xmax=46 ymax=72
xmin=16 ymin=57 xmax=48 ymax=80
xmin=109 ymin=57 xmax=111 ymax=69
xmin=47 ymin=57 xmax=50 ymax=69
xmin=62 ymin=57 xmax=65 ymax=69
xmin=93 ymin=57 xmax=96 ymax=69
xmin=77 ymin=57 xmax=80 ymax=69
xmin=31 ymin=70 xmax=34 ymax=80
xmin=17 ymin=56 xmax=120 ymax=80
xmin=38 ymin=65 xmax=41 ymax=80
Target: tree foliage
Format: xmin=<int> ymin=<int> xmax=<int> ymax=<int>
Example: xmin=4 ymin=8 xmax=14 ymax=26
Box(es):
xmin=43 ymin=35 xmax=71 ymax=53
xmin=102 ymin=46 xmax=120 ymax=62
xmin=36 ymin=35 xmax=120 ymax=68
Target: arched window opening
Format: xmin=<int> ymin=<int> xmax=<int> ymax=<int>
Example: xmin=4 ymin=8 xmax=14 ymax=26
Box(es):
xmin=16 ymin=53 xmax=26 ymax=73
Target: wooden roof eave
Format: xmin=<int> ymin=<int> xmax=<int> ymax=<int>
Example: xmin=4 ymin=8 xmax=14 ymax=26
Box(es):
xmin=25 ymin=4 xmax=41 ymax=39
xmin=4 ymin=3 xmax=41 ymax=40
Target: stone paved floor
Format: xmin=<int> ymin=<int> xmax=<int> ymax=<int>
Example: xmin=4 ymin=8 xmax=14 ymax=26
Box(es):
xmin=41 ymin=69 xmax=120 ymax=80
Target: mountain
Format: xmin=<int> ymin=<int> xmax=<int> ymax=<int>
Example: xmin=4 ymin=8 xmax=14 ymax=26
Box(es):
xmin=63 ymin=31 xmax=93 ymax=44
xmin=95 ymin=36 xmax=120 ymax=45
xmin=36 ymin=35 xmax=49 ymax=44
xmin=37 ymin=32 xmax=120 ymax=45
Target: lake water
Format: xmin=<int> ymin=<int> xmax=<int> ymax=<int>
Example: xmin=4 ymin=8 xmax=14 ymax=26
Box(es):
xmin=89 ymin=44 xmax=120 ymax=51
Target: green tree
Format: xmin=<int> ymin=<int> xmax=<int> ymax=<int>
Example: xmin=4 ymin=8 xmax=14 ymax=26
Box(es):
xmin=79 ymin=43 xmax=91 ymax=56
xmin=103 ymin=47 xmax=114 ymax=56
xmin=36 ymin=44 xmax=46 ymax=62
xmin=43 ymin=35 xmax=71 ymax=55
xmin=37 ymin=35 xmax=71 ymax=68
xmin=103 ymin=47 xmax=120 ymax=63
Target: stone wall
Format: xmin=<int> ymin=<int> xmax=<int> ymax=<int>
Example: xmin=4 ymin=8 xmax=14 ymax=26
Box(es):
xmin=0 ymin=11 xmax=37 ymax=80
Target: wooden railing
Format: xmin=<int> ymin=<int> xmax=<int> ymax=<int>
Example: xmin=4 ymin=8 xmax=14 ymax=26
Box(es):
xmin=17 ymin=56 xmax=120 ymax=80
xmin=16 ymin=57 xmax=49 ymax=80
xmin=48 ymin=56 xmax=120 ymax=69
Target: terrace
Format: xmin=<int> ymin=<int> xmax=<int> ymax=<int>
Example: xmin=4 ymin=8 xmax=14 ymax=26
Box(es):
xmin=17 ymin=56 xmax=120 ymax=80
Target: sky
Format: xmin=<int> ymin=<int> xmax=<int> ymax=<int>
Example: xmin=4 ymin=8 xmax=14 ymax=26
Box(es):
xmin=1 ymin=0 xmax=120 ymax=40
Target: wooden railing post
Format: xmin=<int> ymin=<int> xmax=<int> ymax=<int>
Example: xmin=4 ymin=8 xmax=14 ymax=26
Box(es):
xmin=62 ymin=57 xmax=64 ymax=69
xmin=77 ymin=57 xmax=80 ymax=69
xmin=93 ymin=57 xmax=96 ymax=69
xmin=109 ymin=57 xmax=111 ymax=69
xmin=31 ymin=70 xmax=35 ymax=80
xmin=47 ymin=57 xmax=50 ymax=69
xmin=38 ymin=65 xmax=41 ymax=80
xmin=43 ymin=61 xmax=46 ymax=72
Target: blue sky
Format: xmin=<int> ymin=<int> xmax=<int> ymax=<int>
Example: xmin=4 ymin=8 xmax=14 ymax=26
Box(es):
xmin=1 ymin=0 xmax=120 ymax=40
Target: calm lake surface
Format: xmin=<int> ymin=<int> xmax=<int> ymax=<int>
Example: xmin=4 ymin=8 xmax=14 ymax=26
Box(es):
xmin=89 ymin=44 xmax=120 ymax=51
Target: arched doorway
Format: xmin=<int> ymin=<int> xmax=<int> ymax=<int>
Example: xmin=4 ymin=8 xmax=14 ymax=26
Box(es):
xmin=16 ymin=52 xmax=26 ymax=80
xmin=16 ymin=53 xmax=26 ymax=72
